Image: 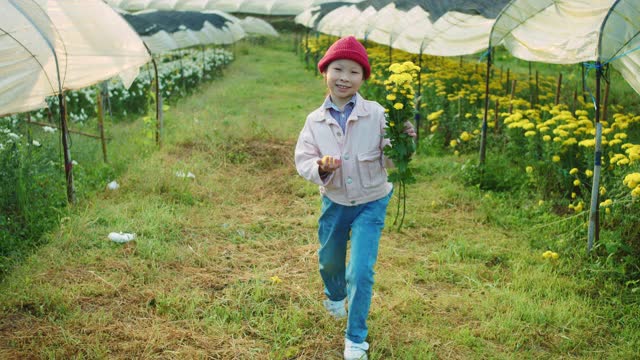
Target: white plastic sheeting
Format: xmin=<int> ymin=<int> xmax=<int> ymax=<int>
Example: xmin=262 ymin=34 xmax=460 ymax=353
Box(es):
xmin=296 ymin=3 xmax=374 ymax=39
xmin=295 ymin=1 xmax=508 ymax=56
xmin=105 ymin=0 xmax=356 ymax=15
xmin=490 ymin=0 xmax=615 ymax=64
xmin=597 ymin=0 xmax=640 ymax=96
xmin=124 ymin=10 xmax=246 ymax=54
xmin=0 ymin=0 xmax=151 ymax=116
xmin=393 ymin=10 xmax=496 ymax=56
xmin=239 ymin=16 xmax=279 ymax=37
xmin=491 ymin=0 xmax=640 ymax=95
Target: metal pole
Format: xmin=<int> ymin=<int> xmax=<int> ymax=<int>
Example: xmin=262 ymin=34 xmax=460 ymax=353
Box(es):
xmin=588 ymin=62 xmax=603 ymax=252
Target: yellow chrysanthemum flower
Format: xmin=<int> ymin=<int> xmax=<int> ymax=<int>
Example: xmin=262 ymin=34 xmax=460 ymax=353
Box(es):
xmin=600 ymin=199 xmax=613 ymax=207
xmin=623 ymin=172 xmax=640 ymax=188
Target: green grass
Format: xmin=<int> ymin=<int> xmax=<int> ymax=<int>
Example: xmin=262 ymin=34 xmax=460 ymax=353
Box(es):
xmin=0 ymin=35 xmax=639 ymax=359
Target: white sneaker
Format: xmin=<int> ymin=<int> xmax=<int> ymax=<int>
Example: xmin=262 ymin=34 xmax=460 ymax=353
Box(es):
xmin=344 ymin=338 xmax=369 ymax=360
xmin=323 ymin=298 xmax=347 ymax=319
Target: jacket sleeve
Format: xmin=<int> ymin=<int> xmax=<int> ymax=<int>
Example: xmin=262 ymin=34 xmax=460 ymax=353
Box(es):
xmin=295 ymin=120 xmax=334 ymax=186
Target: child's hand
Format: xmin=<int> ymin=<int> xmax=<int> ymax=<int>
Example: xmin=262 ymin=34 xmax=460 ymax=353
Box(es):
xmin=403 ymin=121 xmax=417 ymax=138
xmin=317 ymin=155 xmax=342 ymax=173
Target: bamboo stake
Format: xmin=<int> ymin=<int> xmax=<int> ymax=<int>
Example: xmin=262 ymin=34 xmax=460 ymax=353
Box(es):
xmin=505 ymin=68 xmax=510 ymax=95
xmin=96 ymin=83 xmax=108 ymax=163
xmin=509 ymin=80 xmax=517 ymax=114
xmin=602 ymin=80 xmax=610 ymax=122
xmin=528 ymin=62 xmax=533 ymax=105
xmin=555 ymin=72 xmax=563 ymax=105
xmin=59 ymin=92 xmax=76 ymax=204
xmin=150 ymin=57 xmax=162 ymax=148
xmin=494 ymin=99 xmax=500 ymax=134
xmin=535 ymin=70 xmax=539 ymax=106
xmin=479 ymin=50 xmax=491 ymax=165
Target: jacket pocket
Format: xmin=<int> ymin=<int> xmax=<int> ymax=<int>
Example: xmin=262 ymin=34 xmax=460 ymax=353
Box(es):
xmin=325 ymin=168 xmax=342 ymax=189
xmin=357 ymin=150 xmax=385 ymax=188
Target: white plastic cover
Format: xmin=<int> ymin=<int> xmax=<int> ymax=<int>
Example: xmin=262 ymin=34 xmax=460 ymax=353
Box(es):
xmin=0 ymin=0 xmax=151 ymax=116
xmin=105 ymin=0 xmax=357 ymax=15
xmin=239 ymin=16 xmax=279 ymax=37
xmin=491 ymin=0 xmax=640 ymax=95
xmin=490 ymin=0 xmax=615 ymax=64
xmin=599 ymin=0 xmax=640 ymax=95
xmin=296 ymin=2 xmax=500 ymax=56
xmin=392 ymin=10 xmax=495 ymax=56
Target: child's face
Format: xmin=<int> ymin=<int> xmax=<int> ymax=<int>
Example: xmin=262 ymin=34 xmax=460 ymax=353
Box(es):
xmin=324 ymin=59 xmax=365 ymax=105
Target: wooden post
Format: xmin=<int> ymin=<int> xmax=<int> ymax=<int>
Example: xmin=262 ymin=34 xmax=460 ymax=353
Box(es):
xmin=581 ymin=63 xmax=586 ymax=99
xmin=150 ymin=57 xmax=162 ymax=148
xmin=59 ymin=92 xmax=76 ymax=204
xmin=508 ymin=79 xmax=517 ymax=114
xmin=494 ymin=99 xmax=500 ymax=134
xmin=479 ymin=51 xmax=492 ymax=165
xmin=97 ymin=83 xmax=108 ymax=163
xmin=202 ymin=46 xmax=206 ymax=78
xmin=528 ymin=62 xmax=533 ymax=105
xmin=416 ymin=49 xmax=423 ymax=148
xmin=535 ymin=70 xmax=539 ymax=106
xmin=555 ymin=72 xmax=563 ymax=105
xmin=505 ymin=68 xmax=510 ymax=95
xmin=304 ymin=28 xmax=309 ymax=67
xmin=602 ymin=79 xmax=610 ymax=122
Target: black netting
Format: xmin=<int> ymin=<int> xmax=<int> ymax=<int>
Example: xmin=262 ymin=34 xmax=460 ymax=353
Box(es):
xmin=311 ymin=0 xmax=511 ymax=28
xmin=123 ymin=11 xmax=230 ymax=36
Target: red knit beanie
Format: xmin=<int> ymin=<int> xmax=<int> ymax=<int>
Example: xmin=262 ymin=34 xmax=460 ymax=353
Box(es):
xmin=318 ymin=36 xmax=371 ymax=80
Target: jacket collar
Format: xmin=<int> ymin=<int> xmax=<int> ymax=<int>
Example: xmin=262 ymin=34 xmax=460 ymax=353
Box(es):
xmin=314 ymin=92 xmax=369 ymax=122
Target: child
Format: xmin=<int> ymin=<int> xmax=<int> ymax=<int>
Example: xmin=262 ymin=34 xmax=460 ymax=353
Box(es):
xmin=294 ymin=36 xmax=414 ymax=360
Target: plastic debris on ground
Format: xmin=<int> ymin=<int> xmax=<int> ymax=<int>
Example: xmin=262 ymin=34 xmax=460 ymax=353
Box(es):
xmin=175 ymin=171 xmax=195 ymax=179
xmin=108 ymin=232 xmax=136 ymax=243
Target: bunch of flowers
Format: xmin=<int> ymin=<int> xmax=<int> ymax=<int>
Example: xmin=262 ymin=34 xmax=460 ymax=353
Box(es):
xmin=382 ymin=61 xmax=420 ymax=230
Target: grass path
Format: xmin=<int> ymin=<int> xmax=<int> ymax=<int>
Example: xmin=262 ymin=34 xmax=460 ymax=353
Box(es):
xmin=0 ymin=38 xmax=636 ymax=359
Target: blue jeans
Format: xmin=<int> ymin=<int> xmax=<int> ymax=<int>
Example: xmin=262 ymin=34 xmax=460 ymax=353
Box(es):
xmin=317 ymin=191 xmax=392 ymax=344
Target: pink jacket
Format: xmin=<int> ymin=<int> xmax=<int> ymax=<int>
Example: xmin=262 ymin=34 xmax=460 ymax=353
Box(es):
xmin=295 ymin=93 xmax=393 ymax=206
